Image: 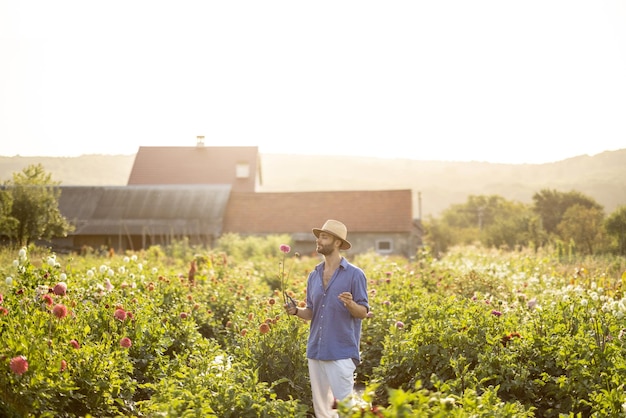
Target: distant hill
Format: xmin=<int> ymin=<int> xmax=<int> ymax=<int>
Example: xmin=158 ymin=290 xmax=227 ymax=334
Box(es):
xmin=2 ymin=150 xmax=625 ymax=218
xmin=260 ymin=150 xmax=626 ymax=218
xmin=0 ymin=155 xmax=136 ymax=186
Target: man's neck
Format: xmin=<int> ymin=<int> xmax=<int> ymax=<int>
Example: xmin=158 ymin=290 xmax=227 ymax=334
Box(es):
xmin=323 ymin=252 xmax=342 ymax=269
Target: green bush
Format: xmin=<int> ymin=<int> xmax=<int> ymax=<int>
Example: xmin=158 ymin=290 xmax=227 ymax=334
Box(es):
xmin=0 ymin=242 xmax=625 ymax=416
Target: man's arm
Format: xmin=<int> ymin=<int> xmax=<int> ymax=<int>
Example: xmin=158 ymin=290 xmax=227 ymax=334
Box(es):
xmin=339 ymin=292 xmax=368 ymax=319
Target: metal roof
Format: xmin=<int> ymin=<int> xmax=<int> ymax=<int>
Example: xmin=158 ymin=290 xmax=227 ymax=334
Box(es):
xmin=58 ymin=185 xmax=231 ymax=236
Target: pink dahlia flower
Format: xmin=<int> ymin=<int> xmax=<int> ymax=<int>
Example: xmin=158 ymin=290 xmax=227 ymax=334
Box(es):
xmin=52 ymin=304 xmax=68 ymax=319
xmin=114 ymin=308 xmax=127 ymax=321
xmin=120 ymin=337 xmax=132 ymax=348
xmin=9 ymin=356 xmax=28 ymax=375
xmin=53 ymin=282 xmax=67 ymax=296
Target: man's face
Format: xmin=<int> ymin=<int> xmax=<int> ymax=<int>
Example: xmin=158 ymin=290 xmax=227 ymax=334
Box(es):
xmin=316 ymin=232 xmax=338 ymax=255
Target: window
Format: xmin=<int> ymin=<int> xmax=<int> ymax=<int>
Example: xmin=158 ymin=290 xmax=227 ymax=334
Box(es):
xmin=376 ymin=239 xmax=393 ymax=254
xmin=235 ymin=163 xmax=250 ymax=179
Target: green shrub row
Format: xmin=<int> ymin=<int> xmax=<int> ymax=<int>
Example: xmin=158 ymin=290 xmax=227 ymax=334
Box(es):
xmin=0 ymin=242 xmax=625 ymax=417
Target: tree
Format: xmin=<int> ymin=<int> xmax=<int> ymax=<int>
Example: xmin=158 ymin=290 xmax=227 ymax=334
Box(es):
xmin=439 ymin=194 xmax=534 ymax=249
xmin=0 ymin=189 xmax=19 ymax=240
xmin=524 ymin=214 xmax=549 ymax=252
xmin=604 ymin=206 xmax=626 ymax=255
xmin=423 ymin=216 xmax=454 ymax=256
xmin=482 ymin=200 xmax=534 ymax=250
xmin=532 ymin=189 xmax=603 ymax=236
xmin=557 ymin=204 xmax=605 ymax=255
xmin=3 ymin=164 xmax=73 ymax=246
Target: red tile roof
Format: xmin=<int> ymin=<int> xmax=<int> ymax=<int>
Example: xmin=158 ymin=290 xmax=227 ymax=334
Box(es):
xmin=127 ymin=146 xmax=259 ymax=192
xmin=223 ymin=189 xmax=413 ymax=234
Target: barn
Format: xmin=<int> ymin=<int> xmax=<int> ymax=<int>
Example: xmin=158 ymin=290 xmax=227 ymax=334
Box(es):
xmin=52 ymin=143 xmax=423 ymax=257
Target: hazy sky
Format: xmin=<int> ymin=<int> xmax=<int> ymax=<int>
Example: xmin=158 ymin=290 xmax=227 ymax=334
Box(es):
xmin=1 ymin=1 xmax=625 ymax=164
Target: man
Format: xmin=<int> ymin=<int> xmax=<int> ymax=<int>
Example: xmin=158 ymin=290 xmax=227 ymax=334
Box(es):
xmin=285 ymin=219 xmax=369 ymax=418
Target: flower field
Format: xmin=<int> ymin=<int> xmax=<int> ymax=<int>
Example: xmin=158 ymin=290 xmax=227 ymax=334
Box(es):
xmin=1 ymin=236 xmax=626 ymax=417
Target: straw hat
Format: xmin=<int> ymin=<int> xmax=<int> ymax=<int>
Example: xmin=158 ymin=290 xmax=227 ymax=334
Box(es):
xmin=312 ymin=219 xmax=352 ymax=250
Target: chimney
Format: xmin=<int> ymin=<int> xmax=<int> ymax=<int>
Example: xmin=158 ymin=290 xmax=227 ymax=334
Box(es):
xmin=196 ymin=136 xmax=205 ymax=147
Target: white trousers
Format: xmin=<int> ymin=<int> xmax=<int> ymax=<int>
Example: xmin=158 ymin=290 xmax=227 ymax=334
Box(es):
xmin=308 ymin=358 xmax=356 ymax=418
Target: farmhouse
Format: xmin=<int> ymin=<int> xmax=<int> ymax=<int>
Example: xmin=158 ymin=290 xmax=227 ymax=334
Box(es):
xmin=52 ymin=142 xmax=423 ymax=257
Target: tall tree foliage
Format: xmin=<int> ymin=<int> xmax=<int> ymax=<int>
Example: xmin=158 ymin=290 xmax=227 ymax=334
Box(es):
xmin=482 ymin=200 xmax=534 ymax=250
xmin=2 ymin=164 xmax=73 ymax=246
xmin=604 ymin=206 xmax=626 ymax=255
xmin=557 ymin=204 xmax=605 ymax=255
xmin=435 ymin=191 xmax=617 ymax=254
xmin=532 ymin=189 xmax=603 ymax=235
xmin=439 ymin=195 xmax=533 ymax=250
xmin=0 ymin=189 xmax=19 ymax=240
xmin=422 ymin=216 xmax=454 ymax=256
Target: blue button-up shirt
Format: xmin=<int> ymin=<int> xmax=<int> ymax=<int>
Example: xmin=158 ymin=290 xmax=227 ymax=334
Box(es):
xmin=305 ymin=257 xmax=369 ymax=365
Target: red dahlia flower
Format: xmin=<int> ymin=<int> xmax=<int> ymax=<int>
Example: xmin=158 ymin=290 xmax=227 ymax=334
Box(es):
xmin=42 ymin=294 xmax=53 ymax=306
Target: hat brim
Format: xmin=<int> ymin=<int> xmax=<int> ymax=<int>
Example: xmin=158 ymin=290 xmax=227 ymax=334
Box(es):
xmin=312 ymin=228 xmax=351 ymax=250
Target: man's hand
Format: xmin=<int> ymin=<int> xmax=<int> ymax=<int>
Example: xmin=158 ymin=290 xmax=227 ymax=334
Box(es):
xmin=284 ymin=302 xmax=297 ymax=316
xmin=338 ymin=292 xmax=354 ymax=307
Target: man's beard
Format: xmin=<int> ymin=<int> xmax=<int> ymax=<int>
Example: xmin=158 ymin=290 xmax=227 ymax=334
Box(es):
xmin=316 ymin=243 xmax=333 ymax=256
